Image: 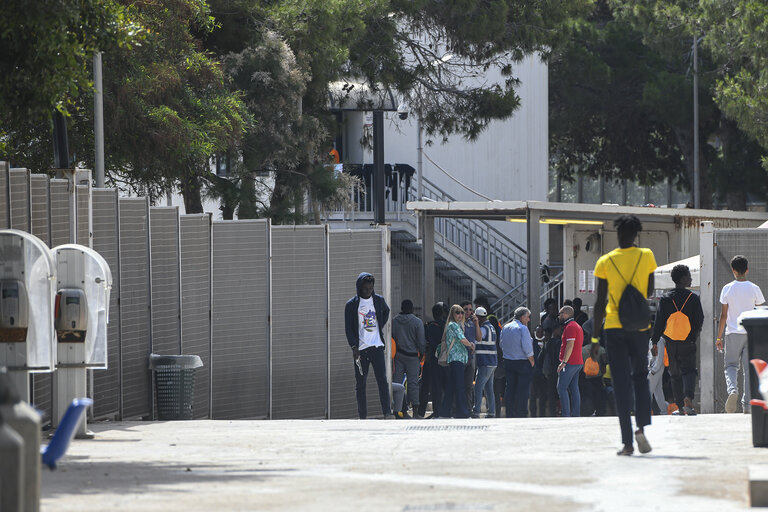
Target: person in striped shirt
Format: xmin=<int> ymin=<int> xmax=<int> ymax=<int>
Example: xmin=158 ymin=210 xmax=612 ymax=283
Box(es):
xmin=472 ymin=307 xmax=498 ymax=418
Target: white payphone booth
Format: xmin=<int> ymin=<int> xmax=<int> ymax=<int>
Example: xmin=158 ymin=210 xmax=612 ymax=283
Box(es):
xmin=0 ymin=230 xmax=57 ymax=402
xmin=52 ymin=244 xmax=111 ymax=436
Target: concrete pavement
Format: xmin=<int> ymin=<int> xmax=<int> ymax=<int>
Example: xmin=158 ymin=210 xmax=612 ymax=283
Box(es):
xmin=41 ymin=414 xmax=767 ymax=511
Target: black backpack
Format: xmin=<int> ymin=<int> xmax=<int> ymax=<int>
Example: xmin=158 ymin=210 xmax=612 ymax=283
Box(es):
xmin=609 ymin=252 xmax=651 ymax=331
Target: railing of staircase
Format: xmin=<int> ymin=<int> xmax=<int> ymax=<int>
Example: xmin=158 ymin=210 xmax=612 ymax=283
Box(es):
xmin=327 ymin=172 xmax=528 ymax=290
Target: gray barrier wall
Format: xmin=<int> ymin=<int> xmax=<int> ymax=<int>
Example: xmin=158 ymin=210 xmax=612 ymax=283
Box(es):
xmin=211 ymin=220 xmax=270 ymax=419
xmin=328 ymin=230 xmax=387 ymax=418
xmin=0 ymin=162 xmax=8 ymax=228
xmin=49 ymin=179 xmax=71 ymax=247
xmin=180 ymin=214 xmax=212 ymax=418
xmin=271 ymin=225 xmax=328 ymax=419
xmin=119 ymin=197 xmax=152 ymax=419
xmin=149 ymin=207 xmax=181 ymax=355
xmin=1 ymin=165 xmax=391 ymax=421
xmin=9 ymin=169 xmax=29 ymax=231
xmin=30 ymin=174 xmax=52 ymax=422
xmin=92 ymin=189 xmax=122 ymax=419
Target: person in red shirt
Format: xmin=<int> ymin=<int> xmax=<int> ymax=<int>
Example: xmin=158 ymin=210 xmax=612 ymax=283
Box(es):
xmin=556 ymin=306 xmax=584 ymax=417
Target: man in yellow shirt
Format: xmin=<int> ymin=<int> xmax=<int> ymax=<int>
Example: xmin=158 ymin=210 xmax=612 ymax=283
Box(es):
xmin=592 ymin=215 xmax=657 ymax=456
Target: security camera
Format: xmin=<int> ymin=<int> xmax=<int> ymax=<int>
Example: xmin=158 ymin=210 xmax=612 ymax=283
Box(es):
xmin=397 ymin=103 xmax=409 ymax=120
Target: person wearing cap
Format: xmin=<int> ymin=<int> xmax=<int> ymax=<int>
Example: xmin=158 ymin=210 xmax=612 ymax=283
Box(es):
xmin=472 ymin=307 xmax=498 ymax=418
xmin=392 ymin=299 xmax=427 ymax=418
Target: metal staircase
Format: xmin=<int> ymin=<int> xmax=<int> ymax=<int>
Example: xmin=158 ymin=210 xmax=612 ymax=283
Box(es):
xmin=324 ymin=170 xmax=567 ymax=319
xmin=325 ymin=172 xmax=527 ymax=301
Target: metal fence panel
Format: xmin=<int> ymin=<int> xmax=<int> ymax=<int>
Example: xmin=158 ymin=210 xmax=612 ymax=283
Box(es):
xmin=328 ymin=229 xmax=385 ymax=418
xmin=30 ymin=174 xmax=52 ymax=419
xmin=119 ymin=198 xmax=152 ymax=419
xmin=180 ymin=214 xmax=211 ymax=419
xmin=0 ymin=162 xmax=8 ymax=228
xmin=271 ymin=226 xmax=328 ymax=419
xmin=149 ymin=207 xmax=181 ymax=355
xmin=92 ymin=189 xmax=121 ymax=418
xmin=49 ymin=179 xmax=71 ymax=246
xmin=211 ymin=221 xmax=269 ymax=419
xmin=713 ymin=229 xmax=768 ymax=412
xmin=76 ymin=184 xmax=90 ymax=246
xmin=29 ymin=175 xmax=50 ymax=245
xmin=9 ymin=169 xmax=29 ymax=231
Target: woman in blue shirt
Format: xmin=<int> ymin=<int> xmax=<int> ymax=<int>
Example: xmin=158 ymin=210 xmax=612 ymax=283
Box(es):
xmin=438 ymin=304 xmax=475 ymax=418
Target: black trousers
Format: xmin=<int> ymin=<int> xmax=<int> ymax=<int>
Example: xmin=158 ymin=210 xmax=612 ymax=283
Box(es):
xmin=529 ymin=374 xmax=548 ymax=417
xmin=354 ymin=346 xmax=391 ymax=418
xmin=666 ymin=341 xmax=698 ymax=409
xmin=605 ymin=329 xmax=652 ymax=446
xmin=504 ymin=359 xmax=533 ymax=418
xmin=418 ymin=357 xmax=444 ymax=417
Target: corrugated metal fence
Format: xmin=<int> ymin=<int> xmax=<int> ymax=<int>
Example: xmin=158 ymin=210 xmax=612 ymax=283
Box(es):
xmin=1 ymin=163 xmax=391 ymax=420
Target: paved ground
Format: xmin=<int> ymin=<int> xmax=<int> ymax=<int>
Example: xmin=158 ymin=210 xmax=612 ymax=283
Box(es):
xmin=41 ymin=414 xmax=767 ymax=511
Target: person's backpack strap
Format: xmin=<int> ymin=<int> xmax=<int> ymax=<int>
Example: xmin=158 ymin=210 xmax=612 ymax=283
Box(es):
xmin=671 ymin=291 xmax=693 ymax=311
xmin=608 ymin=251 xmax=643 ymax=285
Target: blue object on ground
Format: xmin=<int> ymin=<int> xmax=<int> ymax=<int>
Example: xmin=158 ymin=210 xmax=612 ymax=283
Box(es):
xmin=41 ymin=398 xmax=92 ymax=470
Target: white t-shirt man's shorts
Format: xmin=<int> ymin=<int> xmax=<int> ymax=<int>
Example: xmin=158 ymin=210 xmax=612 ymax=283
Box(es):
xmin=720 ymin=280 xmax=766 ymax=334
xmin=358 ymin=297 xmax=384 ymax=350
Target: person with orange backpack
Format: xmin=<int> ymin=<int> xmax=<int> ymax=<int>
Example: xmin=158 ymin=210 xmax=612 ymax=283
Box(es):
xmin=650 ymin=264 xmax=703 ymax=416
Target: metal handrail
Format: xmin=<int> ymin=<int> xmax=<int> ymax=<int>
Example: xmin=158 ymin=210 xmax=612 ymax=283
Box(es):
xmin=492 ymin=270 xmax=565 ymax=325
xmin=326 ymin=171 xmax=528 ymax=290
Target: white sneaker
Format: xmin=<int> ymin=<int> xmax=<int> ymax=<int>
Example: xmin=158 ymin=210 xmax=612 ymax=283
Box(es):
xmin=635 ymin=430 xmax=652 ymax=454
xmin=725 ymin=392 xmax=739 ymax=413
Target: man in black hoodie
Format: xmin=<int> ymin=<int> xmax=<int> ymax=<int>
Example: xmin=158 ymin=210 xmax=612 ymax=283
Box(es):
xmin=345 ymin=272 xmax=392 ymax=419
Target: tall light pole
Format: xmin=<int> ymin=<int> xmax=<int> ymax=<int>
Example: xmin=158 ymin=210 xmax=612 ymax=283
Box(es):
xmin=94 ymin=52 xmax=105 ymax=189
xmin=693 ymin=34 xmax=700 ymax=209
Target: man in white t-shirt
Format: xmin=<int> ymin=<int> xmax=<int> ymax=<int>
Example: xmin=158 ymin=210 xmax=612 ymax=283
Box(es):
xmin=716 ymin=255 xmax=765 ymax=413
xmin=344 ymin=272 xmax=392 ymax=419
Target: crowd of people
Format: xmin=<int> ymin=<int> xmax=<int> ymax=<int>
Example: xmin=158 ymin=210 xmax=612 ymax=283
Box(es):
xmin=345 ymin=214 xmax=764 ymax=455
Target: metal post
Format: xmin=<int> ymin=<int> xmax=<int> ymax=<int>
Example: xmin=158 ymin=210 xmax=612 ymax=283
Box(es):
xmin=94 ymin=52 xmax=105 ymax=189
xmin=325 ymin=224 xmax=331 ymax=419
xmin=421 ymin=213 xmax=435 ymax=322
xmin=52 ymin=111 xmax=69 ymax=171
xmin=381 ymin=225 xmax=392 ymax=390
xmin=372 ymin=111 xmax=385 ymax=225
xmin=693 ymin=35 xmax=700 ymax=209
xmin=598 ymin=176 xmax=606 ymax=204
xmin=621 ymin=180 xmax=627 ymax=206
xmin=526 ymin=209 xmax=541 ymax=331
xmin=667 ymin=177 xmax=673 ymax=208
xmin=417 ymin=118 xmax=423 ymax=202
xmin=576 ymin=175 xmax=583 ymax=204
xmin=699 ymin=221 xmax=715 ymax=413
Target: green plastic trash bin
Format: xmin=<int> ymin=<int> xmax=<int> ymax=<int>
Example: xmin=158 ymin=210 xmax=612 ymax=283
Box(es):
xmin=148 ymin=354 xmax=203 ymax=420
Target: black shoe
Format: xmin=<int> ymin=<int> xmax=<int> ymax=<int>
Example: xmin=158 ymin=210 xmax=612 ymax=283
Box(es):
xmin=616 ymin=445 xmax=634 ymax=456
xmin=395 ymin=411 xmax=412 ymax=419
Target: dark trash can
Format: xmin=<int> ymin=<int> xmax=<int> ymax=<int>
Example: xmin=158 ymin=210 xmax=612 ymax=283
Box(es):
xmin=739 ymin=308 xmax=768 ymax=447
xmin=148 ymin=354 xmax=203 ymax=420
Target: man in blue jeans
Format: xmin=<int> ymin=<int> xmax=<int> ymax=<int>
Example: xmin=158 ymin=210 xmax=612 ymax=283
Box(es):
xmin=472 ymin=307 xmax=497 ymax=418
xmin=345 ymin=272 xmax=392 ymax=419
xmin=500 ymin=307 xmax=535 ymax=418
xmin=556 ymin=306 xmax=584 ymax=417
